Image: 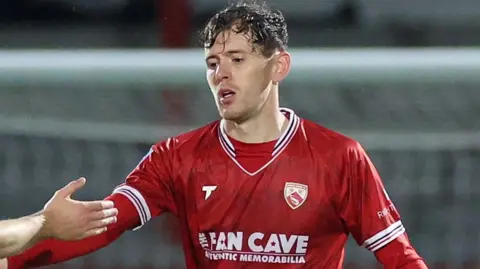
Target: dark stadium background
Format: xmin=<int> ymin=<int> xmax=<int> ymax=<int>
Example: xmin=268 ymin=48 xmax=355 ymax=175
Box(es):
xmin=1 ymin=0 xmax=479 ymax=268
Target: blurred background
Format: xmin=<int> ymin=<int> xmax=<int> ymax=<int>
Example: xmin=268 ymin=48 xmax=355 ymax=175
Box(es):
xmin=0 ymin=0 xmax=479 ymax=268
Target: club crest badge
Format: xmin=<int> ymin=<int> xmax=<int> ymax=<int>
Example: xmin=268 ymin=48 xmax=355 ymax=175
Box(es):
xmin=284 ymin=182 xmax=308 ymax=210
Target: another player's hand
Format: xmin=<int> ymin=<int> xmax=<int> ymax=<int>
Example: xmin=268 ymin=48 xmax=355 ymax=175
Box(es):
xmin=40 ymin=177 xmax=118 ymax=241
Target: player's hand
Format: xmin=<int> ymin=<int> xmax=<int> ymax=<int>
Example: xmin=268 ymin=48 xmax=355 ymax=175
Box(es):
xmin=40 ymin=177 xmax=118 ymax=241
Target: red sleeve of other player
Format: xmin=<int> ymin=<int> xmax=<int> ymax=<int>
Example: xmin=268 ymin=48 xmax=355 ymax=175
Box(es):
xmin=7 ymin=140 xmax=178 ymax=269
xmin=338 ymin=141 xmax=428 ymax=268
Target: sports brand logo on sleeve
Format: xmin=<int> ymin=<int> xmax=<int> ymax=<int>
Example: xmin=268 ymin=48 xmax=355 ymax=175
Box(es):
xmin=284 ymin=182 xmax=308 ymax=210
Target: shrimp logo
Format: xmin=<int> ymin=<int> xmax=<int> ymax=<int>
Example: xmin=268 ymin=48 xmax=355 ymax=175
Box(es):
xmin=284 ymin=182 xmax=308 ymax=210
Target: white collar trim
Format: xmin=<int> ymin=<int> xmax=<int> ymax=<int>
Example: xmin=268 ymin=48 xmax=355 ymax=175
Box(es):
xmin=217 ymin=107 xmax=300 ymax=176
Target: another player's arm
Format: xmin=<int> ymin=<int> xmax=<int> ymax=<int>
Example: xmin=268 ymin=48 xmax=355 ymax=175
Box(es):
xmin=0 ymin=178 xmax=117 ymax=259
xmin=0 ymin=214 xmax=46 ymax=259
xmin=338 ymin=141 xmax=428 ymax=269
xmin=4 ymin=140 xmax=177 ymax=269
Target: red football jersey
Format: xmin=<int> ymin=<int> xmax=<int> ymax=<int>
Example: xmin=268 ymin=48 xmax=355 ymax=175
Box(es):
xmin=112 ymin=108 xmax=404 ymax=269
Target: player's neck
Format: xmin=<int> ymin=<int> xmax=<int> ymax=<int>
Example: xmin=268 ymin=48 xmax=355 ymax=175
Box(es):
xmin=224 ymin=102 xmax=287 ymax=144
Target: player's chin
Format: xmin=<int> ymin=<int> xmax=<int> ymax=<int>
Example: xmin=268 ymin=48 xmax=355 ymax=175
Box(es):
xmin=218 ymin=108 xmax=244 ymax=122
xmin=218 ymin=110 xmax=236 ymax=121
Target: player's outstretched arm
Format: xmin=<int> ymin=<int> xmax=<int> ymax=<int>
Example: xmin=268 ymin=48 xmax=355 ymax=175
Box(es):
xmin=3 ymin=142 xmax=178 ymax=269
xmin=0 ymin=178 xmax=117 ymax=259
xmin=0 ymin=214 xmax=45 ymax=259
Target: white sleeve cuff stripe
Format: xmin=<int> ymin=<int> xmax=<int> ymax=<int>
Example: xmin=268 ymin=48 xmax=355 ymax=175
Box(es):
xmin=362 ymin=220 xmax=405 ymax=251
xmin=115 ymin=190 xmax=145 ymax=227
xmin=368 ymin=226 xmax=405 ymax=252
xmin=116 ymin=189 xmax=147 ymax=223
xmin=362 ymin=220 xmax=402 ymax=246
xmin=113 ymin=186 xmax=152 ymax=230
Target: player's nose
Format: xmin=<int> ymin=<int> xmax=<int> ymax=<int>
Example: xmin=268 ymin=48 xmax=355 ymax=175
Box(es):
xmin=214 ymin=63 xmax=231 ymax=83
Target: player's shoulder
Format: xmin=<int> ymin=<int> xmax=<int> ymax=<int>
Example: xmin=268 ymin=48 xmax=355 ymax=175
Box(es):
xmin=300 ymin=118 xmax=363 ymax=155
xmin=152 ymin=120 xmax=220 ymax=153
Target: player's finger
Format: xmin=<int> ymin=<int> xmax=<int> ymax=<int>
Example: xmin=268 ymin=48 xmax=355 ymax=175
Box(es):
xmin=82 ymin=227 xmax=108 ymax=239
xmin=85 ymin=216 xmax=117 ymax=230
xmin=83 ymin=200 xmax=115 ymax=211
xmin=88 ymin=208 xmax=118 ymax=221
xmin=57 ymin=177 xmax=87 ymax=198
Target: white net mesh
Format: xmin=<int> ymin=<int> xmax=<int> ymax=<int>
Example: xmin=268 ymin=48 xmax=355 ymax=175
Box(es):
xmin=1 ymin=49 xmax=479 ymax=268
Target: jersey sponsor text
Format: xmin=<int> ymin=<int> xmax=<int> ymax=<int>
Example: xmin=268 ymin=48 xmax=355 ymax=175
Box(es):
xmin=199 ymin=231 xmax=308 ymax=264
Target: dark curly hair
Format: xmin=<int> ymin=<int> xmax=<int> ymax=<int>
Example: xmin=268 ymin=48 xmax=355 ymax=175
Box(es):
xmin=200 ymin=0 xmax=288 ymax=57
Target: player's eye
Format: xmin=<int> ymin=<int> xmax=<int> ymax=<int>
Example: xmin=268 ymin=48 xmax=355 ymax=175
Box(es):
xmin=206 ymin=61 xmax=218 ymax=69
xmin=232 ymin=58 xmax=244 ymax=63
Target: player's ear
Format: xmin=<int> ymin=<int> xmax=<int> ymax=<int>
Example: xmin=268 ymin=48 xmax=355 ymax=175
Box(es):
xmin=271 ymin=50 xmax=291 ymax=84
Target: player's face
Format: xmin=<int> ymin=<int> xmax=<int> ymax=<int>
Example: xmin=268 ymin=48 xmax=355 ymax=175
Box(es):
xmin=205 ymin=29 xmax=286 ymax=123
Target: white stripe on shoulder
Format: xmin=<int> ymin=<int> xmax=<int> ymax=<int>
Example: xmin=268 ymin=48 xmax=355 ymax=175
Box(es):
xmin=113 ymin=185 xmax=152 ymax=231
xmin=362 ymin=220 xmax=405 ymax=252
xmin=272 ymin=112 xmax=300 ymax=156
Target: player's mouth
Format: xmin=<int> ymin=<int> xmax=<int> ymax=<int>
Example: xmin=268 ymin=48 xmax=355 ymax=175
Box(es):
xmin=218 ymin=88 xmax=236 ymax=105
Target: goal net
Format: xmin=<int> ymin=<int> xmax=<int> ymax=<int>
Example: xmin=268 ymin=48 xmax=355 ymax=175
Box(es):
xmin=0 ymin=48 xmax=479 ymax=268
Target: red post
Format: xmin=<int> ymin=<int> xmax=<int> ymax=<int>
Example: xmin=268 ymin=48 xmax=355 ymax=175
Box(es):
xmin=157 ymin=0 xmax=192 ymax=123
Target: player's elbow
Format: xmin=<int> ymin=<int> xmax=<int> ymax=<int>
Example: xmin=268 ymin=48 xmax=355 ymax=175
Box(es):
xmin=399 ymin=258 xmax=429 ymax=269
xmin=375 ymin=236 xmax=427 ymax=269
xmin=379 ymin=253 xmax=428 ymax=269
